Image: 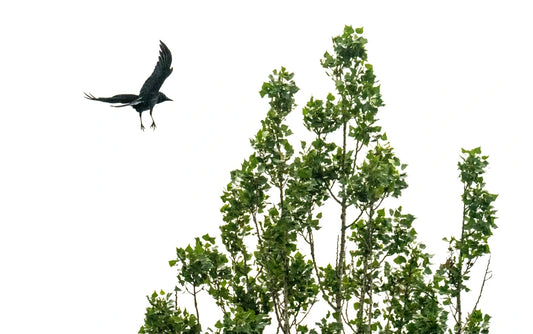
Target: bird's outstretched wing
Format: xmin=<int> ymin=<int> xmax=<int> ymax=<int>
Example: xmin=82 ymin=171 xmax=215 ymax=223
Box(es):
xmin=139 ymin=41 xmax=173 ymax=99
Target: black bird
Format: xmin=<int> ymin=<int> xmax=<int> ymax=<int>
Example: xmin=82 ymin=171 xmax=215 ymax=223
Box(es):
xmin=85 ymin=41 xmax=173 ymax=131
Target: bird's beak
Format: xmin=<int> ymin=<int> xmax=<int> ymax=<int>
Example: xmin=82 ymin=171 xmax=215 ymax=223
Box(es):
xmin=168 ymin=98 xmax=173 ymax=102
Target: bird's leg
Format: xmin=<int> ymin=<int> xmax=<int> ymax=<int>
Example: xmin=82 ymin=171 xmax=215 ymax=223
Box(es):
xmin=149 ymin=108 xmax=157 ymax=130
xmin=139 ymin=113 xmax=145 ymax=131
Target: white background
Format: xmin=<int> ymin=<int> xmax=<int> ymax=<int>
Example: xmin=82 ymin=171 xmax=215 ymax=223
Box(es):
xmin=1 ymin=1 xmax=531 ymax=332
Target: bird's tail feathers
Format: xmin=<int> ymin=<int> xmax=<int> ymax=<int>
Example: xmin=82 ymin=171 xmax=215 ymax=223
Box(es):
xmin=84 ymin=92 xmax=98 ymax=100
xmin=84 ymin=93 xmax=141 ymax=106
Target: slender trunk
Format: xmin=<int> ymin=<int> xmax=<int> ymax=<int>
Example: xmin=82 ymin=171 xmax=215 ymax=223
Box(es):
xmin=279 ymin=169 xmax=290 ymax=333
xmin=357 ymin=259 xmax=366 ymax=333
xmin=193 ymin=284 xmax=200 ymax=329
xmin=282 ymin=274 xmax=290 ymax=333
xmin=336 ymin=199 xmax=347 ymax=319
xmin=456 ymin=291 xmax=462 ymax=334
xmin=456 ymin=186 xmax=468 ymax=334
xmin=456 ymin=261 xmax=464 ymax=331
xmin=366 ymin=214 xmax=374 ymax=333
xmin=355 ymin=207 xmax=376 ymax=334
xmin=335 ymin=122 xmax=348 ymax=328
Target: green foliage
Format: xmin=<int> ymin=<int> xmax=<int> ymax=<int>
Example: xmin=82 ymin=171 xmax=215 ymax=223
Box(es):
xmin=214 ymin=307 xmax=270 ymax=333
xmin=139 ymin=290 xmax=200 ymax=334
xmin=464 ymin=309 xmax=491 ymax=334
xmin=139 ymin=26 xmax=498 ymax=333
xmin=171 ymin=234 xmax=230 ymax=290
xmin=435 ymin=148 xmax=498 ymax=333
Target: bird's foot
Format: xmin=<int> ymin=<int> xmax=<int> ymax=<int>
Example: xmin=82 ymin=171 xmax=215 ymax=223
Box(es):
xmin=141 ymin=124 xmax=146 ymax=131
xmin=150 ymin=122 xmax=157 ymax=130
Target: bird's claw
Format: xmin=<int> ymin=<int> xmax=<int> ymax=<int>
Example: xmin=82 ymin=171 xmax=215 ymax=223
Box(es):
xmin=150 ymin=122 xmax=157 ymax=130
xmin=141 ymin=124 xmax=145 ymax=131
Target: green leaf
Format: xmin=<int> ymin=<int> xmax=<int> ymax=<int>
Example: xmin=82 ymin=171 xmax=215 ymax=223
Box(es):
xmin=202 ymin=233 xmax=216 ymax=244
xmin=344 ymin=25 xmax=355 ymax=35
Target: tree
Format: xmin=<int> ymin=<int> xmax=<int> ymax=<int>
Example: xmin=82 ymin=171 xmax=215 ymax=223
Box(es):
xmin=139 ymin=26 xmax=498 ymax=334
xmin=436 ymin=148 xmax=498 ymax=334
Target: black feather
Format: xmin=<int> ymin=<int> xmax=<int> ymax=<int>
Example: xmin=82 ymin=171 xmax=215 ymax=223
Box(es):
xmin=84 ymin=41 xmax=174 ymax=131
xmin=139 ymin=41 xmax=173 ymax=103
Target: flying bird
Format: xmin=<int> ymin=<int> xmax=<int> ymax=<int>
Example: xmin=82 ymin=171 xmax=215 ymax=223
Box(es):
xmin=84 ymin=41 xmax=173 ymax=131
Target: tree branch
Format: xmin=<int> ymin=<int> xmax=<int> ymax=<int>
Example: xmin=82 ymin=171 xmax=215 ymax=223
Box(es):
xmin=471 ymin=255 xmax=492 ymax=314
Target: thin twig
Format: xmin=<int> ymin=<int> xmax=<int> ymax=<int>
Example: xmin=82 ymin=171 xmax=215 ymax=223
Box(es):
xmin=343 ymin=297 xmax=356 ymax=332
xmin=295 ymin=297 xmax=317 ymax=328
xmin=252 ymin=211 xmax=263 ymax=245
xmin=308 ymin=227 xmax=336 ymax=309
xmin=472 ymin=255 xmax=492 ymax=313
xmin=193 ymin=284 xmax=200 ymax=326
xmin=328 ymin=186 xmax=342 ymax=205
xmin=345 ymin=206 xmax=366 ymax=229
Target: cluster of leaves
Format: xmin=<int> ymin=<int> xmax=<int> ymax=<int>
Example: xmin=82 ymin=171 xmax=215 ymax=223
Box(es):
xmin=139 ymin=290 xmax=199 ymax=334
xmin=139 ymin=26 xmax=498 ymax=333
xmin=435 ymin=148 xmax=498 ymax=334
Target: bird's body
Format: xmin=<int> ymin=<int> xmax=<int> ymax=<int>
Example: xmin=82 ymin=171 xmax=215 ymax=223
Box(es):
xmin=85 ymin=41 xmax=173 ymax=130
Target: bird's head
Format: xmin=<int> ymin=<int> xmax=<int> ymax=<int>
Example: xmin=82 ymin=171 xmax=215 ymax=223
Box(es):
xmin=157 ymin=92 xmax=173 ymax=104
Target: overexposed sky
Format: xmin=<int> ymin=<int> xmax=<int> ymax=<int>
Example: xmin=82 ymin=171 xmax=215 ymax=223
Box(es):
xmin=1 ymin=1 xmax=531 ymax=333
